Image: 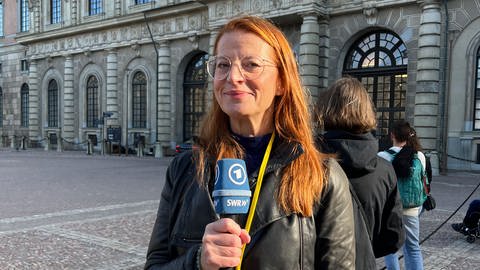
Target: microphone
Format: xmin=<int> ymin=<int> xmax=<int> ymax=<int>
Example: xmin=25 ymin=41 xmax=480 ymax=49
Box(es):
xmin=212 ymin=159 xmax=251 ymax=270
xmin=212 ymin=158 xmax=252 ymax=219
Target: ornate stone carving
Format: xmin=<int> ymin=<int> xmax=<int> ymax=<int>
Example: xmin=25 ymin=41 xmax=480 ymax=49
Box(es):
xmin=272 ymin=0 xmax=282 ymax=9
xmin=216 ymin=3 xmax=226 ymax=17
xmin=131 ymin=43 xmax=141 ymax=57
xmin=188 ymin=34 xmax=199 ymax=50
xmin=363 ymin=5 xmax=378 ymax=25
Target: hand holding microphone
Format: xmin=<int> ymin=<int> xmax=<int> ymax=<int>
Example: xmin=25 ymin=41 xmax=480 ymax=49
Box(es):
xmin=200 ymin=159 xmax=252 ymax=270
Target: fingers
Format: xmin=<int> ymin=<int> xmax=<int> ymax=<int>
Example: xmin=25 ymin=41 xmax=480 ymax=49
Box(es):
xmin=201 ymin=218 xmax=250 ymax=269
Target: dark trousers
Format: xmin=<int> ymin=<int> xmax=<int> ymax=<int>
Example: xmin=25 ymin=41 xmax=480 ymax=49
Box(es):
xmin=463 ymin=199 xmax=480 ymax=228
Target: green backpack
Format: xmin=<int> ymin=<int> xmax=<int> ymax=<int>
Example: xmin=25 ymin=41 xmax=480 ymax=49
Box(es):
xmin=387 ymin=149 xmax=427 ymax=208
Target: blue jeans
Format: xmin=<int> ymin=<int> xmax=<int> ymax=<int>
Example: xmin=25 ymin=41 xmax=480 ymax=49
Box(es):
xmin=384 ymin=208 xmax=423 ymax=270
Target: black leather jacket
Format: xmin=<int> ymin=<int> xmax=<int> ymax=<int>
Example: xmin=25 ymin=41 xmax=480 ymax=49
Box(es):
xmin=145 ymin=140 xmax=355 ymax=270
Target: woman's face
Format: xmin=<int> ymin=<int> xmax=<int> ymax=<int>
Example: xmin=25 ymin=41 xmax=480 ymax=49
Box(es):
xmin=213 ymin=30 xmax=282 ymax=135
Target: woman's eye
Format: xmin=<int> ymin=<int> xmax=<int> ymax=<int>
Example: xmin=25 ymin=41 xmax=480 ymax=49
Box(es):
xmin=216 ymin=62 xmax=230 ymax=69
xmin=243 ymin=61 xmax=262 ymax=70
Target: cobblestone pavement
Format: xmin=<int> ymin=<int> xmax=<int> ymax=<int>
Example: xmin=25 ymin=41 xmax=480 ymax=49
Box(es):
xmin=1 ymin=149 xmax=480 ymax=269
xmin=0 ymin=149 xmax=168 ymax=270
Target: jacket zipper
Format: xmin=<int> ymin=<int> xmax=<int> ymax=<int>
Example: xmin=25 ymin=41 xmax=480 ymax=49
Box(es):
xmin=299 ymin=218 xmax=304 ymax=270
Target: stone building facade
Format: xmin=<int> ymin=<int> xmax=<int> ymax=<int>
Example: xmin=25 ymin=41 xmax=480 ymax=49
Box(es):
xmin=0 ymin=0 xmax=479 ymax=171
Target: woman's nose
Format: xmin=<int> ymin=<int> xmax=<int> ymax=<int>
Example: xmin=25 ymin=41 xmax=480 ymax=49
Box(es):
xmin=227 ymin=63 xmax=245 ymax=81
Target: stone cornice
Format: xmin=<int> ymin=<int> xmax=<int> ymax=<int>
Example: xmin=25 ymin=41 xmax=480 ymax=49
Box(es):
xmin=206 ymin=0 xmax=328 ymax=28
xmin=16 ymin=1 xmax=206 ymax=44
xmin=328 ymin=0 xmax=418 ymax=16
xmin=22 ymin=10 xmax=210 ymax=59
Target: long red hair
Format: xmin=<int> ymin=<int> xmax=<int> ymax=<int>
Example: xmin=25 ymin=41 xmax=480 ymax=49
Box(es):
xmin=196 ymin=15 xmax=327 ymax=216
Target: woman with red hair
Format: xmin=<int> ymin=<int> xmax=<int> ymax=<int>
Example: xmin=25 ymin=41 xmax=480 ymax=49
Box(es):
xmin=145 ymin=15 xmax=355 ymax=270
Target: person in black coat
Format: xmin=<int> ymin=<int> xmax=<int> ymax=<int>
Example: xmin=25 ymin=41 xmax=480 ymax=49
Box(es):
xmin=315 ymin=77 xmax=405 ymax=259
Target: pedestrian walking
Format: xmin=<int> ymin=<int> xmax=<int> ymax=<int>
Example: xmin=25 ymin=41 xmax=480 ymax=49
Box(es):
xmin=378 ymin=120 xmax=427 ymax=270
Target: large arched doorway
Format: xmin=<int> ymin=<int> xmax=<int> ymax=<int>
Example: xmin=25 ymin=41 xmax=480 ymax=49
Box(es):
xmin=183 ymin=53 xmax=208 ymax=142
xmin=343 ymin=30 xmax=408 ymax=149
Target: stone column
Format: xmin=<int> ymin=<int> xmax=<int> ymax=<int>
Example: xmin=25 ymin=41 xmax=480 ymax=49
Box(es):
xmin=63 ymin=55 xmax=75 ymax=146
xmin=106 ymin=49 xmax=119 ymax=126
xmin=299 ymin=13 xmax=320 ymax=102
xmin=157 ymin=41 xmax=171 ymax=157
xmin=415 ymin=0 xmax=441 ymax=174
xmin=28 ymin=60 xmax=39 ymax=145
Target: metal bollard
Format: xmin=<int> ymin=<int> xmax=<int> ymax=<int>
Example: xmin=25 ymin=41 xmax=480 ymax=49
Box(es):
xmin=44 ymin=136 xmax=49 ymax=151
xmin=155 ymin=141 xmax=163 ymax=158
xmin=21 ymin=136 xmax=27 ymax=150
xmin=137 ymin=143 xmax=144 ymax=157
xmin=87 ymin=139 xmax=93 ymax=155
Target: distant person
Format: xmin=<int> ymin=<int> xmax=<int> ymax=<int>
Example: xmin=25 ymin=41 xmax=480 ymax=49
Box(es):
xmin=315 ymin=77 xmax=405 ymax=269
xmin=378 ymin=120 xmax=427 ymax=270
xmin=144 ymin=15 xmax=355 ymax=270
xmin=452 ymin=199 xmax=480 ymax=235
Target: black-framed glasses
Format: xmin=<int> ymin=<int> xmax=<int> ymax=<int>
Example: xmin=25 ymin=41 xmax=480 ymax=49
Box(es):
xmin=206 ymin=55 xmax=277 ymax=80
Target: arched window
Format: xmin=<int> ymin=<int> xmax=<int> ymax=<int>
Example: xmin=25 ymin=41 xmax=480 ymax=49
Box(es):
xmin=21 ymin=83 xmax=29 ymax=127
xmin=474 ymin=47 xmax=480 ymax=130
xmin=47 ymin=80 xmax=58 ymax=127
xmin=132 ymin=71 xmax=147 ymax=129
xmin=343 ymin=31 xmax=408 ymax=149
xmin=0 ymin=87 xmax=3 ymax=127
xmin=86 ymin=75 xmax=98 ymax=128
xmin=183 ymin=53 xmax=208 ymax=142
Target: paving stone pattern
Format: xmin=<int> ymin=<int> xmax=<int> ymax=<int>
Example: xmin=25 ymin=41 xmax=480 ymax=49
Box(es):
xmin=1 ymin=149 xmax=479 ymax=269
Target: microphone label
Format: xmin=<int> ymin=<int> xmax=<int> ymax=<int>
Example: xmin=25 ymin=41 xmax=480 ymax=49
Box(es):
xmin=213 ymin=159 xmax=251 ymax=215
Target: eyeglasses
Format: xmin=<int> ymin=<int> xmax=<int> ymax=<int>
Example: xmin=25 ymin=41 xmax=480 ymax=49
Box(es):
xmin=206 ymin=55 xmax=277 ymax=81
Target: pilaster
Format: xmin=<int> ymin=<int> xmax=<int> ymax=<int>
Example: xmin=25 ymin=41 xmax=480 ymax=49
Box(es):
xmin=207 ymin=30 xmax=219 ymax=108
xmin=106 ymin=49 xmax=119 ymax=126
xmin=115 ymin=0 xmax=122 ymax=16
xmin=28 ymin=60 xmax=39 ymax=143
xmin=71 ymin=0 xmax=78 ymax=25
xmin=299 ymin=13 xmax=320 ymax=101
xmin=63 ymin=55 xmax=75 ymax=142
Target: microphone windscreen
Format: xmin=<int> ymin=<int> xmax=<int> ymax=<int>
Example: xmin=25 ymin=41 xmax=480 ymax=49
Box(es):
xmin=212 ymin=159 xmax=251 ymax=215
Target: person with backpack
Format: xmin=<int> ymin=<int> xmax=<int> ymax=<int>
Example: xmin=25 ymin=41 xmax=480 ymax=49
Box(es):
xmin=315 ymin=77 xmax=405 ymax=269
xmin=378 ymin=120 xmax=428 ymax=270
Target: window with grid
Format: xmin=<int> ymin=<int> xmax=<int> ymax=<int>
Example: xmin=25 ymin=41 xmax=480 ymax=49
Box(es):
xmin=135 ymin=0 xmax=151 ymax=4
xmin=21 ymin=84 xmax=29 ymax=127
xmin=47 ymin=80 xmax=58 ymax=127
xmin=343 ymin=31 xmax=408 ymax=150
xmin=21 ymin=59 xmax=29 ymax=72
xmin=86 ymin=76 xmax=99 ymax=128
xmin=0 ymin=87 xmax=2 ymax=127
xmin=183 ymin=53 xmax=208 ymax=142
xmin=51 ymin=0 xmax=61 ymax=24
xmin=0 ymin=3 xmax=4 ymax=37
xmin=132 ymin=71 xmax=147 ymax=128
xmin=20 ymin=0 xmax=29 ymax=32
xmin=474 ymin=47 xmax=480 ymax=130
xmin=89 ymin=0 xmax=102 ymax=16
